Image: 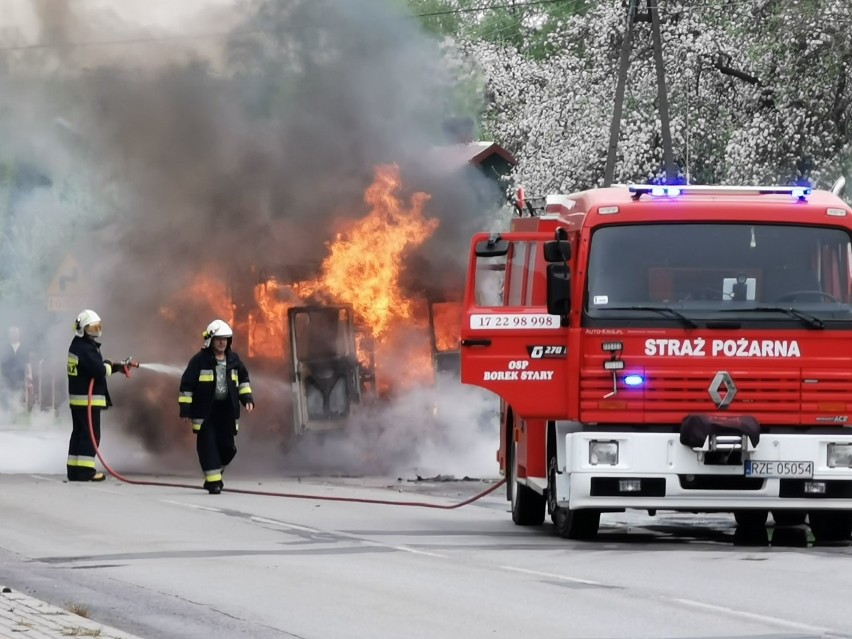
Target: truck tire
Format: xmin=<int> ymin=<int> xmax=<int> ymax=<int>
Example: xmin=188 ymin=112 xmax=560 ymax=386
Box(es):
xmin=548 ymin=456 xmax=599 ymax=539
xmin=734 ymin=510 xmax=768 ymax=528
xmin=809 ymin=510 xmax=852 ymax=543
xmin=771 ymin=510 xmax=807 ymax=526
xmin=510 ymin=444 xmax=545 ymax=526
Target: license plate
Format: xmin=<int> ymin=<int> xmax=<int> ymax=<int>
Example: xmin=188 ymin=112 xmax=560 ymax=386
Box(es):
xmin=745 ymin=460 xmax=814 ymax=478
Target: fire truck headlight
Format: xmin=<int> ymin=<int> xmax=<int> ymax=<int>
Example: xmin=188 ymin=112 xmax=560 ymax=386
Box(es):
xmin=589 ymin=441 xmax=619 ymax=466
xmin=827 ymin=443 xmax=852 ymax=468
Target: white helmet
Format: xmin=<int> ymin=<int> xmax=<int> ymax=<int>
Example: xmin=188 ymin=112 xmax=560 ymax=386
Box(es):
xmin=202 ymin=319 xmax=233 ymax=348
xmin=74 ymin=309 xmax=102 ymax=338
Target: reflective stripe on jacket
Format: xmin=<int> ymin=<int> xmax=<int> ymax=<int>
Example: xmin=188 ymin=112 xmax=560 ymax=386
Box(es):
xmin=67 ymin=335 xmax=113 ymax=410
xmin=178 ymin=348 xmax=254 ymax=421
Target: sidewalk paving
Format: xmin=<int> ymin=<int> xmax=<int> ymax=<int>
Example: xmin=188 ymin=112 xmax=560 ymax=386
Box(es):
xmin=0 ymin=586 xmax=144 ymax=639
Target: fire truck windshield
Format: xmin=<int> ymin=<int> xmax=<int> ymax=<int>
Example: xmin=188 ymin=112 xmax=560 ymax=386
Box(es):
xmin=585 ymin=223 xmax=852 ymax=325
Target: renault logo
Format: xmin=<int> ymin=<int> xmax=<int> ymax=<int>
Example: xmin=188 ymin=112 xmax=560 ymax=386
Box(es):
xmin=708 ymin=371 xmax=737 ymax=409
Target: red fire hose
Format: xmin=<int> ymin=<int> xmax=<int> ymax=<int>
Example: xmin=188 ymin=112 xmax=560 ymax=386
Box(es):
xmin=86 ymin=377 xmax=505 ymax=508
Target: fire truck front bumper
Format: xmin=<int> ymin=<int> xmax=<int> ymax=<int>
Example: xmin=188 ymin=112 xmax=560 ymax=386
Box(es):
xmin=553 ymin=427 xmax=852 ymax=511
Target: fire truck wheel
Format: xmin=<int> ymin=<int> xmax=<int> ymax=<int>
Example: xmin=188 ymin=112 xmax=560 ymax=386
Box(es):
xmin=771 ymin=510 xmax=807 ymax=526
xmin=808 ymin=510 xmax=852 ymax=543
xmin=733 ymin=510 xmax=768 ymax=528
xmin=552 ymin=506 xmax=600 ymax=540
xmin=548 ymin=457 xmax=599 ymax=539
xmin=510 ymin=444 xmax=545 ymax=526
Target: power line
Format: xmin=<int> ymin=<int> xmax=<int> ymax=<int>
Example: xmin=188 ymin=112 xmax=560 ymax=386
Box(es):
xmin=0 ymin=0 xmax=575 ymax=52
xmin=0 ymin=1 xmax=848 ymax=53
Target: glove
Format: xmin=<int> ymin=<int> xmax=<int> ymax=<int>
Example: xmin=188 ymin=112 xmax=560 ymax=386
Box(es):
xmin=105 ymin=359 xmax=128 ymax=375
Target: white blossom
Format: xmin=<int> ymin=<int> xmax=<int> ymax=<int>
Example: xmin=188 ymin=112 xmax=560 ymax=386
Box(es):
xmin=451 ymin=0 xmax=852 ymax=199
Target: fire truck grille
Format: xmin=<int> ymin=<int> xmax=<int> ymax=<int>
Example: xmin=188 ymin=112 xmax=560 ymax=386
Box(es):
xmin=580 ymin=368 xmax=852 ymax=424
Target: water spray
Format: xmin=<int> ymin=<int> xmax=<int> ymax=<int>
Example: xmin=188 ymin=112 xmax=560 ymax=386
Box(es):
xmin=137 ymin=363 xmax=184 ymax=376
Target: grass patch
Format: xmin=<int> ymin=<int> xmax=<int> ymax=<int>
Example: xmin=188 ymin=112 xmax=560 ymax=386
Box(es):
xmin=66 ymin=603 xmax=91 ymax=618
xmin=62 ymin=627 xmax=102 ymax=637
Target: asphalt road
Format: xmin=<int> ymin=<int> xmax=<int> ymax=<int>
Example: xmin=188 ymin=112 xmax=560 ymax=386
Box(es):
xmin=1 ymin=472 xmax=851 ymax=639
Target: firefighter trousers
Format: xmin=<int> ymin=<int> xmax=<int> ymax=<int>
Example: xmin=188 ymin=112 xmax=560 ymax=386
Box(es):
xmin=67 ymin=409 xmax=101 ymax=481
xmin=196 ymin=400 xmax=237 ymax=486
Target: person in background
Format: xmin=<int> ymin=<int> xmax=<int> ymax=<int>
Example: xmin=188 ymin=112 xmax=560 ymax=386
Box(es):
xmin=67 ymin=309 xmax=132 ymax=482
xmin=1 ymin=326 xmax=31 ymax=412
xmin=179 ymin=319 xmax=254 ymax=495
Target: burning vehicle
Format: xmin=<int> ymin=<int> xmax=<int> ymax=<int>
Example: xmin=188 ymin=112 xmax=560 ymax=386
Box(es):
xmin=159 ymin=164 xmax=465 ymax=441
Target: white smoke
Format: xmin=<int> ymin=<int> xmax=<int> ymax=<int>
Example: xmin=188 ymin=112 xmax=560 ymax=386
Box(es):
xmin=0 ymin=374 xmax=503 ymax=481
xmin=274 ymin=380 xmax=500 ymax=479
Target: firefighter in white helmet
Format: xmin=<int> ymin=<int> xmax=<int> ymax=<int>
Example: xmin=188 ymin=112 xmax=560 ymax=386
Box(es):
xmin=178 ymin=319 xmax=254 ymax=494
xmin=66 ymin=309 xmax=132 ymax=481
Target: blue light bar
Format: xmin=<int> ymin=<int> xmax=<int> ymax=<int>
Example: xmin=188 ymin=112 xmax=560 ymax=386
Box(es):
xmin=628 ymin=184 xmax=812 ymax=201
xmin=648 ymin=186 xmax=681 ymax=198
xmin=623 ymin=374 xmax=644 ymax=387
xmin=790 ymin=187 xmax=811 ymax=201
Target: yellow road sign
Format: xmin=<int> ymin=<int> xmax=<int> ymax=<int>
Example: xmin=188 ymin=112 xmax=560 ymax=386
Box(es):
xmin=46 ymin=254 xmax=89 ymax=313
xmin=47 ymin=254 xmax=88 ymax=296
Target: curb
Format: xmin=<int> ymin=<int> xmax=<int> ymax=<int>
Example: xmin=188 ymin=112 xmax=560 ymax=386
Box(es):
xmin=0 ymin=585 xmax=144 ymax=639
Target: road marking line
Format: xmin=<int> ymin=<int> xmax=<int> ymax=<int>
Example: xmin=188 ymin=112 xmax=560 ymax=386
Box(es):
xmin=672 ymin=597 xmax=837 ymax=634
xmin=160 ymin=499 xmax=222 ymax=513
xmin=387 ymin=545 xmax=446 ymax=558
xmin=250 ymin=516 xmax=319 ymax=532
xmin=499 ymin=565 xmax=604 ymax=586
xmin=249 ymin=515 xmax=447 ymax=557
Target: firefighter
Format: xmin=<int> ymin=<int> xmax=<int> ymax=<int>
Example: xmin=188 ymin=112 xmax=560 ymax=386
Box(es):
xmin=66 ymin=309 xmax=131 ymax=482
xmin=178 ymin=319 xmax=254 ymax=494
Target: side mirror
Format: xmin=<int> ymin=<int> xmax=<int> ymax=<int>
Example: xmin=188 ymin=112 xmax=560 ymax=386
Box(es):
xmin=546 ymin=263 xmax=571 ymax=315
xmin=474 ymin=235 xmax=509 ymax=257
xmin=543 ymin=240 xmax=571 ymax=263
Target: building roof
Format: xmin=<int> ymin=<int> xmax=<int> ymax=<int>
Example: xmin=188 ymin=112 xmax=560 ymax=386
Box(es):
xmin=426 ymin=142 xmax=517 ymax=174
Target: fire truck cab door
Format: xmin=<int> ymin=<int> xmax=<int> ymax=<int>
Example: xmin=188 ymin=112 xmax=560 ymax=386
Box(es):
xmin=288 ymin=306 xmax=361 ymax=435
xmin=460 ymin=232 xmax=571 ymax=419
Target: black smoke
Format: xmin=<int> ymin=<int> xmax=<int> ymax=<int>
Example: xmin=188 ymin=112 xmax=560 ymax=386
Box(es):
xmin=0 ymin=0 xmax=505 ymax=470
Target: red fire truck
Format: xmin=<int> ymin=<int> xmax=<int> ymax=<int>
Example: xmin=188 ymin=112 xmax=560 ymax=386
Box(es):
xmin=461 ymin=183 xmax=852 ymax=542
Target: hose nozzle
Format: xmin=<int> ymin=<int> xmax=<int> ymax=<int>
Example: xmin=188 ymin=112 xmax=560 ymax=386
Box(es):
xmin=120 ymin=356 xmax=140 ymax=377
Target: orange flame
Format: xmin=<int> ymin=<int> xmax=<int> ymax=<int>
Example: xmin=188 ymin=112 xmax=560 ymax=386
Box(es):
xmin=171 ymin=164 xmax=444 ymax=394
xmin=248 ymin=278 xmax=302 ymax=359
xmin=160 ymin=274 xmax=235 ymax=325
xmin=298 ymin=165 xmax=438 ymax=392
xmin=299 ymin=164 xmax=437 ymax=339
xmin=430 ymin=301 xmax=463 ymax=352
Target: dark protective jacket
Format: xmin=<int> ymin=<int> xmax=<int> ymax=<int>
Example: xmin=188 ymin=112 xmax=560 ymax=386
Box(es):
xmin=2 ymin=342 xmax=29 ymax=390
xmin=67 ymin=335 xmax=114 ymax=410
xmin=178 ymin=348 xmax=254 ymax=430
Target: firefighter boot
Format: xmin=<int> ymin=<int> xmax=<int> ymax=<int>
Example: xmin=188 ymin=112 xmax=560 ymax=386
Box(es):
xmin=69 ymin=471 xmax=106 ymax=482
xmin=203 ymin=481 xmax=222 ymax=495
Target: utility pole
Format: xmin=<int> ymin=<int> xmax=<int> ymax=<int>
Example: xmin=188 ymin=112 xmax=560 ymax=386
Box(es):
xmin=649 ymin=0 xmax=675 ymax=183
xmin=603 ymin=0 xmax=637 ymax=187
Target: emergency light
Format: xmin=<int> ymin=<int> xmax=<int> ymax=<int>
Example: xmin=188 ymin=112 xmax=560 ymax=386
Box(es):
xmin=628 ymin=184 xmax=812 ymax=201
xmin=650 ymin=186 xmax=681 ymax=197
xmin=623 ymin=374 xmax=644 ymax=387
